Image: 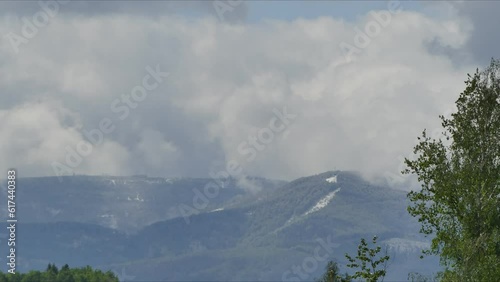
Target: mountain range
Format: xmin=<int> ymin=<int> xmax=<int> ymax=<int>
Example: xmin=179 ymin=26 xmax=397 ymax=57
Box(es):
xmin=0 ymin=171 xmax=440 ymax=281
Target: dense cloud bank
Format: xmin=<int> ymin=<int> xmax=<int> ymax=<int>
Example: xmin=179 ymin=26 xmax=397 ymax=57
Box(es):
xmin=0 ymin=1 xmax=496 ymax=186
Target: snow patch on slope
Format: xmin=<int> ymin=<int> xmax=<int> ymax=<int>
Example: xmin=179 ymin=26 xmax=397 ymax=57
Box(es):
xmin=326 ymin=175 xmax=337 ymax=183
xmin=304 ymin=188 xmax=341 ymax=216
xmin=210 ymin=208 xmax=224 ymax=213
xmin=273 ymin=187 xmax=342 ymax=234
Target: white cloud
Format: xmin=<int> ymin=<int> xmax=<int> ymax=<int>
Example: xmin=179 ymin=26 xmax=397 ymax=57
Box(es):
xmin=136 ymin=129 xmax=180 ymax=176
xmin=0 ymin=101 xmax=130 ymax=177
xmin=0 ymin=8 xmax=481 ymax=183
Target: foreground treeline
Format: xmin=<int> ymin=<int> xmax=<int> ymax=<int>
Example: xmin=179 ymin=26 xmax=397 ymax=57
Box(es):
xmin=318 ymin=60 xmax=500 ymax=281
xmin=0 ymin=264 xmax=118 ymax=282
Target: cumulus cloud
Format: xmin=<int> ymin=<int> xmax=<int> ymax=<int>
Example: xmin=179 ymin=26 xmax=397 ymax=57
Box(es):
xmin=135 ymin=129 xmax=181 ymax=176
xmin=0 ymin=101 xmax=130 ymax=177
xmin=0 ymin=3 xmax=486 ymax=185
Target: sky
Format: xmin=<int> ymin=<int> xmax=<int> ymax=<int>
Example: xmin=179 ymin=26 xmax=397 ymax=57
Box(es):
xmin=0 ymin=0 xmax=499 ymax=186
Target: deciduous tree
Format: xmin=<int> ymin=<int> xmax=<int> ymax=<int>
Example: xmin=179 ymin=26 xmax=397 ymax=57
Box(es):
xmin=403 ymin=59 xmax=500 ymax=281
xmin=345 ymin=236 xmax=389 ymax=282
